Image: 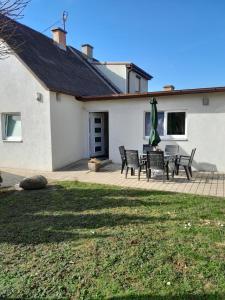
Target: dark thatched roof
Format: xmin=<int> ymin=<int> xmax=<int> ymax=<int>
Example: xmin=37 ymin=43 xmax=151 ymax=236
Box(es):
xmin=1 ymin=16 xmax=119 ymax=97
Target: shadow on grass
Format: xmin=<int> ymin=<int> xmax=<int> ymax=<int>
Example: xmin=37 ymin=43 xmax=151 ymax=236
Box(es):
xmin=109 ymin=294 xmax=224 ymax=300
xmin=0 ymin=183 xmax=180 ymax=245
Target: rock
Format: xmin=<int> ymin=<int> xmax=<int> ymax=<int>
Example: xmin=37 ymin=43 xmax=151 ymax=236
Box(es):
xmin=19 ymin=175 xmax=48 ymax=190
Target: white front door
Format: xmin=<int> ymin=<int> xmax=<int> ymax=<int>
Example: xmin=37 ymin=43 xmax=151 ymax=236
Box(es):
xmin=89 ymin=113 xmax=105 ymax=157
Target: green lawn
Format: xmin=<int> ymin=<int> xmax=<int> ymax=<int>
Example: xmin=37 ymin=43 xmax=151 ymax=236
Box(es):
xmin=0 ymin=182 xmax=225 ymax=300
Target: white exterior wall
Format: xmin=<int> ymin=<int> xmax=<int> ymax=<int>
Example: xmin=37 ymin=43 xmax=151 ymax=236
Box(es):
xmin=95 ymin=64 xmax=148 ymax=93
xmin=50 ymin=93 xmax=85 ymax=170
xmin=95 ymin=64 xmax=127 ymax=93
xmin=84 ymin=93 xmax=225 ymax=172
xmin=0 ymin=54 xmax=52 ymax=171
xmin=129 ymin=70 xmax=148 ymax=93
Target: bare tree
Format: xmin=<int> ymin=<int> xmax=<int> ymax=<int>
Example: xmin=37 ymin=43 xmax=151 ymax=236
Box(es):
xmin=0 ymin=0 xmax=30 ymax=58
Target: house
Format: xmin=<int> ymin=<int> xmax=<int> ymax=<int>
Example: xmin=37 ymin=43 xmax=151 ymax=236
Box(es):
xmin=1 ymin=16 xmax=225 ymax=172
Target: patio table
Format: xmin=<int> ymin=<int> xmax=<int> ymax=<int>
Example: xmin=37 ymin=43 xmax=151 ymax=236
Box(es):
xmin=140 ymin=152 xmax=179 ymax=178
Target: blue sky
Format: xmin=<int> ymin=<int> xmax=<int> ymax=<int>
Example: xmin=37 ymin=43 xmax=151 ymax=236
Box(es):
xmin=22 ymin=0 xmax=225 ymax=91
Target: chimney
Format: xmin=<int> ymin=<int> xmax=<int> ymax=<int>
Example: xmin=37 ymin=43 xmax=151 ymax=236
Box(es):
xmin=163 ymin=85 xmax=175 ymax=91
xmin=81 ymin=44 xmax=93 ymax=59
xmin=52 ymin=27 xmax=67 ymax=50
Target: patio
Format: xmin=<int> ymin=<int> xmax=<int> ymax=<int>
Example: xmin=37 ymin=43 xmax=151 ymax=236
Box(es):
xmin=1 ymin=160 xmax=224 ymax=197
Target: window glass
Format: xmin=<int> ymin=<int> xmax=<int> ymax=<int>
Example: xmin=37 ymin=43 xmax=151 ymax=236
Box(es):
xmin=145 ymin=112 xmax=164 ymax=137
xmin=95 ymin=137 xmax=101 ymax=143
xmin=5 ymin=114 xmax=22 ymax=139
xmin=95 ymin=118 xmax=101 ymax=124
xmin=167 ymin=112 xmax=185 ymax=135
xmin=95 ymin=128 xmax=101 ymax=133
xmin=95 ymin=146 xmax=102 ymax=152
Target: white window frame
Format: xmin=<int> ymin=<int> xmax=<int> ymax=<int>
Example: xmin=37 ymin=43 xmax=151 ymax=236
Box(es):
xmin=2 ymin=113 xmax=22 ymax=142
xmin=144 ymin=110 xmax=188 ymax=141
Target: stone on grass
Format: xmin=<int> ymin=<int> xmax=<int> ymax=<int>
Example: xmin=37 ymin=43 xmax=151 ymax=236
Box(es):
xmin=19 ymin=175 xmax=48 ymax=190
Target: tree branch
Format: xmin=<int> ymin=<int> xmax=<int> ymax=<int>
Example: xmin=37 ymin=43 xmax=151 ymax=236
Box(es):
xmin=0 ymin=0 xmax=30 ymax=59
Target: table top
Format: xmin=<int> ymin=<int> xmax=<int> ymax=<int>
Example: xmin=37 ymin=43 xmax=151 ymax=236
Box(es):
xmin=140 ymin=152 xmax=179 ymax=157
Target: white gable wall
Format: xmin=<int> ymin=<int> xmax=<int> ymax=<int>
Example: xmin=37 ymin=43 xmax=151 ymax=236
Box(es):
xmin=95 ymin=64 xmax=149 ymax=93
xmin=50 ymin=92 xmax=85 ymax=170
xmin=84 ymin=93 xmax=225 ymax=172
xmin=95 ymin=64 xmax=127 ymax=93
xmin=128 ymin=70 xmax=148 ymax=93
xmin=0 ymin=54 xmax=53 ymax=170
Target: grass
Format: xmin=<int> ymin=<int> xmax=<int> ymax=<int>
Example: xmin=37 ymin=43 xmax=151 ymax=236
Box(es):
xmin=0 ymin=181 xmax=224 ymax=299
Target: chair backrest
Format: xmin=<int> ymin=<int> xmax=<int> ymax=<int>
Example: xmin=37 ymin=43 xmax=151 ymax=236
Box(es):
xmin=119 ymin=146 xmax=126 ymax=160
xmin=143 ymin=144 xmax=153 ymax=154
xmin=165 ymin=145 xmax=179 ymax=155
xmin=189 ymin=148 xmax=196 ymax=165
xmin=125 ymin=150 xmax=140 ymax=169
xmin=149 ymin=151 xmax=165 ymax=170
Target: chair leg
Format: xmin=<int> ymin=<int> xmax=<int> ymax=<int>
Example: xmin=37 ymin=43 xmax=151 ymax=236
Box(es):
xmin=131 ymin=168 xmax=135 ymax=176
xmin=184 ymin=166 xmax=190 ymax=180
xmin=166 ymin=165 xmax=169 ymax=180
xmin=163 ymin=170 xmax=165 ymax=182
xmin=145 ymin=165 xmax=149 ymax=182
xmin=176 ymin=165 xmax=180 ymax=175
xmin=172 ymin=169 xmax=175 ymax=179
xmin=188 ymin=166 xmax=193 ymax=177
xmin=121 ymin=161 xmax=125 ymax=174
xmin=125 ymin=167 xmax=129 ymax=179
xmin=146 ymin=168 xmax=150 ymax=182
xmin=138 ymin=168 xmax=141 ymax=181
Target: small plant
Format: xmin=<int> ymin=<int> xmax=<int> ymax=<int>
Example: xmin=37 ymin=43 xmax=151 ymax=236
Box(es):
xmin=88 ymin=158 xmax=101 ymax=164
xmin=88 ymin=158 xmax=101 ymax=172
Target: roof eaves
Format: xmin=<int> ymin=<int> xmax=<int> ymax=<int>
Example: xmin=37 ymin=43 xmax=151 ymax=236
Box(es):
xmin=127 ymin=63 xmax=153 ymax=80
xmin=77 ymin=86 xmax=225 ymax=101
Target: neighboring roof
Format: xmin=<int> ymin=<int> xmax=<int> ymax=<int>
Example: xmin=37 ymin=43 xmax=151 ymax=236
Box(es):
xmin=0 ymin=15 xmax=119 ymax=97
xmin=77 ymin=86 xmax=225 ymax=101
xmin=93 ymin=61 xmax=153 ymax=80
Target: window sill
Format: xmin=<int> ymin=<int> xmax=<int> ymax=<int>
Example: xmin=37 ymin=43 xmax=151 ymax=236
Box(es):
xmin=144 ymin=136 xmax=188 ymax=142
xmin=3 ymin=139 xmax=23 ymax=143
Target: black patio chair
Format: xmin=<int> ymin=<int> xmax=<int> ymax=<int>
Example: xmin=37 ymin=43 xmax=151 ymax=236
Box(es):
xmin=143 ymin=144 xmax=153 ymax=154
xmin=0 ymin=173 xmax=2 ymax=186
xmin=165 ymin=145 xmax=179 ymax=155
xmin=176 ymin=148 xmax=196 ymax=180
xmin=119 ymin=146 xmax=126 ymax=174
xmin=146 ymin=151 xmax=169 ymax=182
xmin=125 ymin=150 xmax=147 ymax=181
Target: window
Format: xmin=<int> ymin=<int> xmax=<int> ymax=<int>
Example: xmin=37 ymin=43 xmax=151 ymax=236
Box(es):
xmin=95 ymin=137 xmax=101 ymax=143
xmin=135 ymin=75 xmax=141 ymax=92
xmin=95 ymin=146 xmax=102 ymax=152
xmin=167 ymin=112 xmax=185 ymax=135
xmin=144 ymin=111 xmax=186 ymax=140
xmin=145 ymin=112 xmax=164 ymax=137
xmin=95 ymin=128 xmax=101 ymax=133
xmin=3 ymin=113 xmax=22 ymax=141
xmin=94 ymin=118 xmax=101 ymax=124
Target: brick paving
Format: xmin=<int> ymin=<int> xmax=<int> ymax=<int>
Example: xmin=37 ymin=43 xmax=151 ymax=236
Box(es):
xmin=1 ymin=160 xmax=224 ymax=198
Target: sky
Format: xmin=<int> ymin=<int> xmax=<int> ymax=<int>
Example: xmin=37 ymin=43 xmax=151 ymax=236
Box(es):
xmin=21 ymin=0 xmax=225 ymax=91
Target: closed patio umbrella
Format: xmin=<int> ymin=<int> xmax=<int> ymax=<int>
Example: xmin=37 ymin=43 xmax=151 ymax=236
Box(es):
xmin=149 ymin=97 xmax=161 ymax=146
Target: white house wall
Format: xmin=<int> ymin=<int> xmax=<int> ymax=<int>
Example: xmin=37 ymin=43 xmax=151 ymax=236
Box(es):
xmin=0 ymin=54 xmax=52 ymax=170
xmin=95 ymin=64 xmax=127 ymax=93
xmin=128 ymin=70 xmax=148 ymax=93
xmin=50 ymin=93 xmax=85 ymax=170
xmin=84 ymin=93 xmax=225 ymax=172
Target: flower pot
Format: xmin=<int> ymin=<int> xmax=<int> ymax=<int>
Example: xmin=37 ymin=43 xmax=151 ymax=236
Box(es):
xmin=88 ymin=162 xmax=101 ymax=172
